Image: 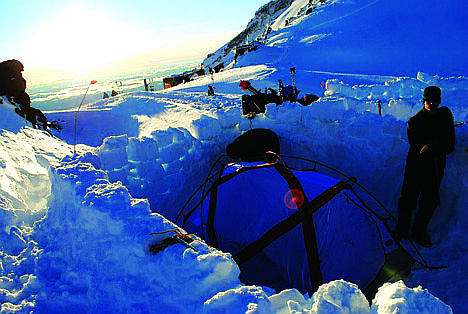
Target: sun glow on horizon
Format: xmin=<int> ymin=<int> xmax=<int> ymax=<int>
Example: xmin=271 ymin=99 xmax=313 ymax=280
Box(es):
xmin=19 ymin=3 xmax=236 ymax=85
xmin=23 ymin=3 xmax=158 ymax=81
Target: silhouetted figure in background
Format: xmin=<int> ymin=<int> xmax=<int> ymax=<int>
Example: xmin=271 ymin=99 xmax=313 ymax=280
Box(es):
xmin=0 ymin=59 xmax=26 ymax=103
xmin=377 ymin=100 xmax=382 ymax=116
xmin=0 ymin=60 xmax=30 ymax=118
xmin=207 ymin=85 xmax=215 ymax=96
xmin=395 ymin=86 xmax=455 ymax=247
xmin=226 ymin=129 xmax=280 ymax=162
xmin=0 ymin=59 xmax=62 ymax=132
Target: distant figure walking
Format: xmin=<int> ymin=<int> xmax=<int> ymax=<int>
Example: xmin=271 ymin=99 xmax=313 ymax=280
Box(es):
xmin=207 ymin=85 xmax=215 ymax=96
xmin=395 ymin=86 xmax=455 ymax=247
xmin=226 ymin=129 xmax=280 ymax=162
xmin=377 ymin=100 xmax=382 ymax=116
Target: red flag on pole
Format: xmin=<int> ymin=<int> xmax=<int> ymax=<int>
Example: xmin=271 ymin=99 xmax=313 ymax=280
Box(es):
xmin=239 ymin=80 xmax=251 ymax=91
xmin=73 ymin=79 xmax=97 ymax=155
xmin=239 ymin=80 xmax=259 ymax=95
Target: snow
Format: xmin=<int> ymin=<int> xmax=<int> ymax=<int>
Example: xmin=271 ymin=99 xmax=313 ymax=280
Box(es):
xmin=1 ymin=0 xmax=468 ymax=312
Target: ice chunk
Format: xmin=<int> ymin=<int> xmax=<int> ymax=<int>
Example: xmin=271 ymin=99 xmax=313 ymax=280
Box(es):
xmin=371 ymin=280 xmax=452 ymax=314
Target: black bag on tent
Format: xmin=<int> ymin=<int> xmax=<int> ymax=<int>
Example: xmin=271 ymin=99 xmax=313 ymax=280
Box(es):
xmin=226 ymin=129 xmax=280 ymax=162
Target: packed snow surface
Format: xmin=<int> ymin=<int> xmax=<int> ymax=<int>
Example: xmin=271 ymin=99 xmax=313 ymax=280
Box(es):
xmin=2 ymin=64 xmax=467 ymax=312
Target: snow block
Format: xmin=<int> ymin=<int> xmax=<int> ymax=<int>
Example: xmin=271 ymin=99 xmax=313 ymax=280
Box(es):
xmin=100 ymin=134 xmax=129 ymax=150
xmin=158 ymin=141 xmax=188 ymax=164
xmin=126 ymin=176 xmax=150 ymax=198
xmin=161 ymin=157 xmax=184 ymax=175
xmin=304 ymin=99 xmax=346 ymax=122
xmin=107 ymin=167 xmax=128 ymax=185
xmin=150 ymin=128 xmax=185 ymax=149
xmin=189 ymin=114 xmax=222 ymax=140
xmin=216 ymin=108 xmax=241 ymax=129
xmin=127 ymin=137 xmax=159 ymax=161
xmin=98 ymin=135 xmax=130 ymax=170
xmin=134 ymin=160 xmax=164 ymax=178
xmin=171 ymin=127 xmax=186 ymax=142
xmin=267 ymin=289 xmax=309 ymax=313
xmin=325 ymin=79 xmax=356 ymax=97
xmin=165 ymin=172 xmax=185 ymax=189
xmin=99 ymin=147 xmax=128 ymax=170
xmin=238 ymin=118 xmax=253 ymax=131
xmin=76 ymin=152 xmax=102 ymax=169
xmin=150 ymin=130 xmax=174 ymax=148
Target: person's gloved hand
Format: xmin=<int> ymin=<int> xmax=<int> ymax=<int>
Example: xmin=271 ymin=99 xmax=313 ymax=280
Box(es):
xmin=420 ymin=144 xmax=432 ymax=155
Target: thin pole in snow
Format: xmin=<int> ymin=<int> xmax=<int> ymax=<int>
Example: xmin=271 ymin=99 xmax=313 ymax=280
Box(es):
xmin=73 ymin=80 xmax=97 ymax=155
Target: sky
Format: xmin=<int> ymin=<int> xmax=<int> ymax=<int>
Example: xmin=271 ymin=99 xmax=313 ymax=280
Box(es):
xmin=0 ymin=0 xmax=270 ymax=84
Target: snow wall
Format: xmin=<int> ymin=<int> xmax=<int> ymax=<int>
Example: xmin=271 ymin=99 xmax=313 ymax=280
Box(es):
xmin=83 ymin=73 xmax=468 ymax=239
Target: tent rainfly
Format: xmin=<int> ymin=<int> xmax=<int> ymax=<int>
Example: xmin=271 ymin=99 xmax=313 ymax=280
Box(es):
xmin=178 ymin=161 xmax=414 ymax=298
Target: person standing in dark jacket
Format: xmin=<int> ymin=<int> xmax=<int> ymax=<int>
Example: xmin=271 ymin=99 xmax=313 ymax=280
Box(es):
xmin=395 ymin=86 xmax=455 ymax=247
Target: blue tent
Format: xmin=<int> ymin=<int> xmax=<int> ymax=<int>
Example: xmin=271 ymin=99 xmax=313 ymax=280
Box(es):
xmin=180 ymin=161 xmax=414 ymax=298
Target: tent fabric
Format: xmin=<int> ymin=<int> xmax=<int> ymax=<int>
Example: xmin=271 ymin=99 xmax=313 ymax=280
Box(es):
xmin=183 ymin=161 xmax=413 ymax=296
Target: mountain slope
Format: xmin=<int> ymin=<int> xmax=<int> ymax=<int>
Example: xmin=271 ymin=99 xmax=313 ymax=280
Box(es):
xmin=205 ymin=0 xmax=468 ymax=77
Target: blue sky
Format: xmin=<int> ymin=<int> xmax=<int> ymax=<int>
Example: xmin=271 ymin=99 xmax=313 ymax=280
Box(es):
xmin=0 ymin=0 xmax=270 ymax=83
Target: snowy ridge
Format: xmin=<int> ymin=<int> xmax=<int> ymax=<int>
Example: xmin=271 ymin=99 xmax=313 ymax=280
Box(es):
xmin=0 ymin=103 xmax=242 ymax=311
xmin=202 ymin=0 xmax=295 ymax=69
xmin=34 ymin=153 xmax=241 ymax=312
xmin=325 ymin=71 xmax=468 ymax=121
xmin=208 ymin=0 xmax=468 ymax=76
xmin=0 ymin=122 xmax=73 ymax=311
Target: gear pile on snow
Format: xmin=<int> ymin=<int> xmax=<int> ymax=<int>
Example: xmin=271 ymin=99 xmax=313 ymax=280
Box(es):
xmin=239 ymin=69 xmax=319 ymax=118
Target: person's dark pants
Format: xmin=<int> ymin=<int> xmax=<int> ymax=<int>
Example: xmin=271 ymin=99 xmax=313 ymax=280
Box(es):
xmin=397 ymin=158 xmax=444 ymax=236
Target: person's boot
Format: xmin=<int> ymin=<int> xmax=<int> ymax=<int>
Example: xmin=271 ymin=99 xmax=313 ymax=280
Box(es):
xmin=412 ymin=233 xmax=432 ymax=247
xmin=392 ymin=227 xmax=409 ymax=242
